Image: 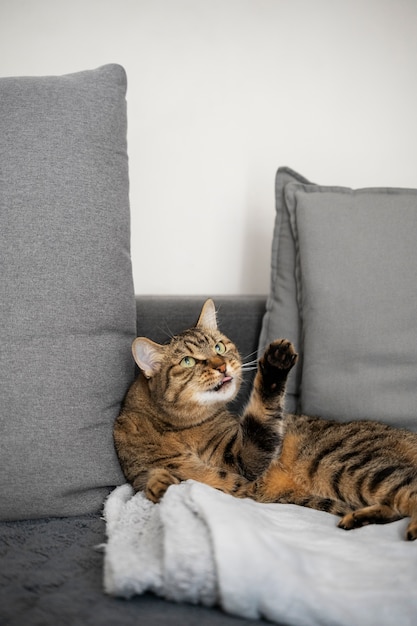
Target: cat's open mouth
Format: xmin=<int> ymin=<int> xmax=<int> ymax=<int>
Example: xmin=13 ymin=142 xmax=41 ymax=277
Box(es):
xmin=213 ymin=376 xmax=233 ymax=392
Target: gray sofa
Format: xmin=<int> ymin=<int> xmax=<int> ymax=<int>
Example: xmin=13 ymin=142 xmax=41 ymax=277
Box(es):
xmin=0 ymin=64 xmax=274 ymax=625
xmin=0 ymin=295 xmax=270 ymax=626
xmin=3 ymin=63 xmax=417 ymax=626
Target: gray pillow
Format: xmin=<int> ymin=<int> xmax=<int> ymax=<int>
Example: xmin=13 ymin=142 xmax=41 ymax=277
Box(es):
xmin=260 ymin=168 xmax=417 ymax=431
xmin=258 ymin=167 xmax=313 ymax=412
xmin=0 ymin=65 xmax=136 ymax=520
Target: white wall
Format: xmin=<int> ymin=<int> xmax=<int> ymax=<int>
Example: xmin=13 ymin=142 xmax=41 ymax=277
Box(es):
xmin=1 ymin=0 xmax=417 ymax=295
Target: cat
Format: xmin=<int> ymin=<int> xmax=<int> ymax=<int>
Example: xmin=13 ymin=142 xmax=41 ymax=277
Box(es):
xmin=114 ymin=299 xmax=417 ymax=541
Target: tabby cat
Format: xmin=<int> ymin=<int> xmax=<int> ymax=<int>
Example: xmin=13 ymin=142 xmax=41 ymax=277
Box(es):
xmin=114 ymin=299 xmax=417 ymax=541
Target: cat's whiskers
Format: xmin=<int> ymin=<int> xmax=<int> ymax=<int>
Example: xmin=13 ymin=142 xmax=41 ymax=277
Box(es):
xmin=241 ymin=354 xmax=259 ymax=373
xmin=156 ymin=323 xmax=175 ymax=341
xmin=242 ymin=349 xmax=259 ymax=360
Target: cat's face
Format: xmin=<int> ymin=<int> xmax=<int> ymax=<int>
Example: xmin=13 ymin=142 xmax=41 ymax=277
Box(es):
xmin=161 ymin=327 xmax=242 ymax=406
xmin=132 ymin=299 xmax=242 ymax=408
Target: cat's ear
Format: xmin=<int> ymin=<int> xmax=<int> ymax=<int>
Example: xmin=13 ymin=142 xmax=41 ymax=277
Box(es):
xmin=196 ymin=299 xmax=218 ymax=330
xmin=132 ymin=337 xmax=166 ymax=378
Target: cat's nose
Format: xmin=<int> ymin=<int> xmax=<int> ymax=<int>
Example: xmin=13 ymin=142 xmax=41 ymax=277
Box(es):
xmin=211 ymin=356 xmax=226 ymax=373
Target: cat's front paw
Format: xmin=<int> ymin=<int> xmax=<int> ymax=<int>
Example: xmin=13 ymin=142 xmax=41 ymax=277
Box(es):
xmin=224 ymin=474 xmax=251 ymax=499
xmin=258 ymin=340 xmax=298 ymax=397
xmin=262 ymin=339 xmax=298 ymax=372
xmin=145 ymin=468 xmax=180 ymax=503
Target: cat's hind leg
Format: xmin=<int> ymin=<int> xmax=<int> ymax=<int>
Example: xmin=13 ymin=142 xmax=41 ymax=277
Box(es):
xmin=406 ymin=517 xmax=417 ymax=541
xmin=404 ymin=494 xmax=417 ymax=541
xmin=339 ymin=489 xmax=417 ymax=540
xmin=338 ymin=504 xmax=402 ymax=532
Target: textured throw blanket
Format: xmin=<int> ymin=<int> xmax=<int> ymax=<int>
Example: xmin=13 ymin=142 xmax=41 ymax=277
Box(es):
xmin=103 ymin=481 xmax=417 ymax=625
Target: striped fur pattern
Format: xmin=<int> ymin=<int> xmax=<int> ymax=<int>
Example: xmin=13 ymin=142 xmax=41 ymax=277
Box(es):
xmin=114 ymin=299 xmax=417 ymax=540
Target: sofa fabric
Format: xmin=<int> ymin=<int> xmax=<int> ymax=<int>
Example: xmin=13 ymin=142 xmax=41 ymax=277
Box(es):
xmin=0 ymin=65 xmax=136 ymax=520
xmin=260 ymin=167 xmax=417 ymax=431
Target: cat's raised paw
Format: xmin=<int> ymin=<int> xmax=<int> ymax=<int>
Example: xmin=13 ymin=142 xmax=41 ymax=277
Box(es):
xmin=264 ymin=339 xmax=298 ymax=372
xmin=257 ymin=340 xmax=298 ymax=397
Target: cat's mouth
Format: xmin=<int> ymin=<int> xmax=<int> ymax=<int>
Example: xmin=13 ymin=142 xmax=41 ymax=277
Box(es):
xmin=213 ymin=376 xmax=233 ymax=392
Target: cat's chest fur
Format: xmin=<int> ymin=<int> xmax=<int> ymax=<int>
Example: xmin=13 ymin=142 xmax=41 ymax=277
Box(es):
xmin=119 ymin=375 xmax=238 ymax=466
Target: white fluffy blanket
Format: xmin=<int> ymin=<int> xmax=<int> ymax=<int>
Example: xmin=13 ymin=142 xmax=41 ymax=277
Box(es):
xmin=103 ymin=481 xmax=417 ymax=625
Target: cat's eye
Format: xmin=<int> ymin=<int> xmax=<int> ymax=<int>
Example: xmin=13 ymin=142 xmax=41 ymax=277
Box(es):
xmin=214 ymin=342 xmax=226 ymax=355
xmin=180 ymin=356 xmax=196 ymax=368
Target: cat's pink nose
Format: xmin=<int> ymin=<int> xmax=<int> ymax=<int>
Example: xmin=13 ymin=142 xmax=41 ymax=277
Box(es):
xmin=211 ymin=356 xmax=226 ymax=373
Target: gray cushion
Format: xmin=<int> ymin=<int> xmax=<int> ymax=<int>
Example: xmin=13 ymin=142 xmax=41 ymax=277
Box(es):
xmin=260 ymin=167 xmax=417 ymax=431
xmin=258 ymin=167 xmax=312 ymax=412
xmin=0 ymin=65 xmax=136 ymax=520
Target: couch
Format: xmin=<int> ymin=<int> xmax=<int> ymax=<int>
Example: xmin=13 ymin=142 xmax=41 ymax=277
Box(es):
xmin=2 ymin=64 xmax=417 ymax=626
xmin=0 ymin=296 xmax=269 ymax=626
xmin=0 ymin=63 xmax=269 ymax=625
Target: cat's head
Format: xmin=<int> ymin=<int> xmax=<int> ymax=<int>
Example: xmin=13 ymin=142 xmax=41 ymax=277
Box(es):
xmin=132 ymin=299 xmax=242 ymax=408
